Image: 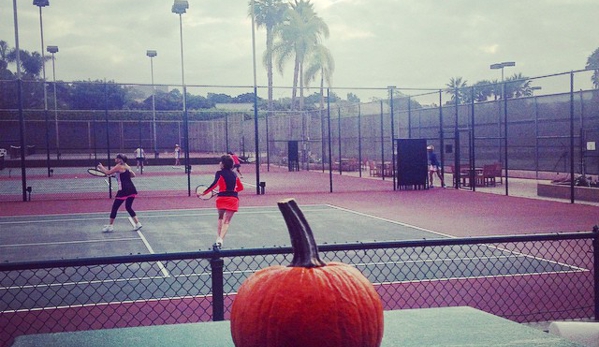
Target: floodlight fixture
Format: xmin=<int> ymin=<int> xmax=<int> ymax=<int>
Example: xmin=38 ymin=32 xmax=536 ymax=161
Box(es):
xmin=146 ymin=50 xmax=157 ymax=58
xmin=33 ymin=0 xmax=49 ymax=7
xmin=47 ymin=45 xmax=58 ymax=53
xmin=490 ymin=61 xmax=516 ymax=82
xmin=172 ymin=0 xmax=188 ymax=14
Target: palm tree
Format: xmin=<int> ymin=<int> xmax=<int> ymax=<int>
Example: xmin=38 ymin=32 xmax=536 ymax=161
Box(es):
xmin=0 ymin=40 xmax=9 ymax=71
xmin=472 ymin=80 xmax=494 ymax=102
xmin=586 ymin=47 xmax=599 ymax=89
xmin=445 ymin=77 xmax=468 ymax=104
xmin=505 ymin=73 xmax=532 ymax=98
xmin=251 ymin=0 xmax=288 ymax=114
xmin=6 ymin=48 xmax=48 ymax=79
xmin=304 ymin=43 xmax=334 ymax=108
xmin=0 ymin=40 xmax=13 ymax=79
xmin=272 ymin=0 xmax=329 ymax=110
xmin=303 ymin=43 xmax=334 ymax=151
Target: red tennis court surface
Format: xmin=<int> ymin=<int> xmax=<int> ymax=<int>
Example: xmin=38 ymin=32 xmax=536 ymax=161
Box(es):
xmin=2 ymin=164 xmax=597 ymax=238
xmin=1 ymin=165 xmax=597 ymax=347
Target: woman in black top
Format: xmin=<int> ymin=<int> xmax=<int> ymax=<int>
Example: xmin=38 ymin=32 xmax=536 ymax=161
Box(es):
xmin=97 ymin=153 xmax=142 ymax=232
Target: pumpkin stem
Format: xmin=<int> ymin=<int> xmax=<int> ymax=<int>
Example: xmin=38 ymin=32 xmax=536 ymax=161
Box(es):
xmin=278 ymin=198 xmax=326 ymax=268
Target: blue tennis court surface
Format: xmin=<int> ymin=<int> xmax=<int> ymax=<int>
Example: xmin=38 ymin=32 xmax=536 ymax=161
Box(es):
xmin=0 ymin=204 xmax=586 ymax=316
xmin=0 ymin=204 xmax=450 ymax=262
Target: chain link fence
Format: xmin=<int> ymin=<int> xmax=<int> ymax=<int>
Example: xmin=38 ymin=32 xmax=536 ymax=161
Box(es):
xmin=2 ymin=70 xmax=599 ymax=201
xmin=1 ymin=231 xmax=597 ymax=347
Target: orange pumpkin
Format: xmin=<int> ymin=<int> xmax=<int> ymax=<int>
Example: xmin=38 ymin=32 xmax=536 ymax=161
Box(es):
xmin=230 ymin=198 xmax=384 ymax=347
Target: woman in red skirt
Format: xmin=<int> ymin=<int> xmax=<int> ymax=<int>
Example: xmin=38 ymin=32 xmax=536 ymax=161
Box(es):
xmin=200 ymin=154 xmax=244 ymax=248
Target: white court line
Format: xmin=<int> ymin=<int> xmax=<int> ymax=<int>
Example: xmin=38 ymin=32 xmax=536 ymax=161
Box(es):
xmin=325 ymin=204 xmax=587 ymax=272
xmin=374 ymin=269 xmax=590 ymax=286
xmin=325 ymin=204 xmax=456 ymax=239
xmin=2 ymin=293 xmax=214 ymax=314
xmin=136 ymin=229 xmax=170 ymax=278
xmin=0 ymin=237 xmax=139 ymax=248
xmin=0 ymin=204 xmax=332 ymax=225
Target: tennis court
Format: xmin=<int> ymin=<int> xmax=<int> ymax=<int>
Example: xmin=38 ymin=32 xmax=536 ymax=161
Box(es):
xmin=0 ymin=204 xmax=591 ymax=312
xmin=1 ymin=163 xmax=598 ymax=347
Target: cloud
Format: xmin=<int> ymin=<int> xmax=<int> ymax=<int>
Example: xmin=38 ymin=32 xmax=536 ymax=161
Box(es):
xmin=481 ymin=44 xmax=499 ymax=54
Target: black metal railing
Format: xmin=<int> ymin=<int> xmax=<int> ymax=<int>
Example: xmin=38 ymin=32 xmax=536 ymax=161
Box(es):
xmin=1 ymin=231 xmax=597 ymax=347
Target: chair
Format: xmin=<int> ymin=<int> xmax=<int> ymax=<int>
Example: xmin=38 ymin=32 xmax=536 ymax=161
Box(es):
xmin=369 ymin=160 xmax=381 ymax=177
xmin=450 ymin=164 xmax=471 ymax=187
xmin=493 ymin=162 xmax=503 ymax=184
xmin=476 ymin=164 xmax=497 ymax=187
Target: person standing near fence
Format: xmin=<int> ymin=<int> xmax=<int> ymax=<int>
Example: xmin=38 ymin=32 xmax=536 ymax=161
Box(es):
xmin=174 ymin=144 xmax=181 ymax=166
xmin=228 ymin=151 xmax=243 ymax=178
xmin=97 ymin=153 xmax=143 ymax=232
xmin=199 ymin=154 xmax=244 ymax=249
xmin=427 ymin=145 xmax=445 ymax=188
xmin=134 ymin=147 xmax=145 ymax=173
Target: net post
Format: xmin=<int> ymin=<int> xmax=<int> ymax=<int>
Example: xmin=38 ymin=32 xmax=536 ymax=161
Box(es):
xmin=210 ymin=255 xmax=225 ymax=321
xmin=593 ymin=225 xmax=599 ymax=322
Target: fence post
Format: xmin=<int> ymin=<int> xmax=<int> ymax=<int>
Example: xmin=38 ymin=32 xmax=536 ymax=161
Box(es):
xmin=210 ymin=255 xmax=225 ymax=321
xmin=593 ymin=225 xmax=599 ymax=322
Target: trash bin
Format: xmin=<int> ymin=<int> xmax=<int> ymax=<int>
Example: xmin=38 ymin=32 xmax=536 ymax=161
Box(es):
xmin=9 ymin=145 xmax=20 ymax=159
xmin=259 ymin=181 xmax=266 ymax=195
xmin=0 ymin=154 xmax=4 ymax=170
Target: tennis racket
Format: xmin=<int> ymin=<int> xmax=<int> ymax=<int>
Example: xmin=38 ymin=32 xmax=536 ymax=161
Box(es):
xmin=87 ymin=168 xmax=108 ymax=177
xmin=195 ymin=185 xmax=218 ymax=200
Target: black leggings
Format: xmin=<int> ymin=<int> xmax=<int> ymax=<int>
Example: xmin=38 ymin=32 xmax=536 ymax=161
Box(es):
xmin=110 ymin=197 xmax=136 ymax=219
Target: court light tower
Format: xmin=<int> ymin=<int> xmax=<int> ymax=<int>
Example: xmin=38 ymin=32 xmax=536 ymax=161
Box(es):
xmin=146 ymin=50 xmax=158 ymax=158
xmin=490 ymin=61 xmax=515 ymax=195
xmin=172 ymin=0 xmax=190 ymax=180
xmin=47 ymin=45 xmax=59 ymax=156
xmin=33 ymin=0 xmax=51 ymax=176
xmin=490 ymin=61 xmax=516 ymax=84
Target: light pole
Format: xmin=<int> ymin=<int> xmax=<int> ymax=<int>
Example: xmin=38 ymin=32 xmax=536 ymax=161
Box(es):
xmin=34 ymin=0 xmax=50 ymax=176
xmin=146 ymin=50 xmax=158 ymax=158
xmin=490 ymin=61 xmax=515 ymax=195
xmin=47 ymin=45 xmax=59 ymax=157
xmin=490 ymin=61 xmax=516 ymax=83
xmin=250 ymin=0 xmax=261 ymax=194
xmin=172 ymin=0 xmax=191 ymax=184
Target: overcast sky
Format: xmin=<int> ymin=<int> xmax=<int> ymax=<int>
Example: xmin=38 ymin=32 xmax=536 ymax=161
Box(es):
xmin=2 ymin=0 xmax=598 ymax=102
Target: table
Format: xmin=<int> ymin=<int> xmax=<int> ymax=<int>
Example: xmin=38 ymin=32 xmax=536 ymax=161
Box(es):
xmin=11 ymin=307 xmax=582 ymax=347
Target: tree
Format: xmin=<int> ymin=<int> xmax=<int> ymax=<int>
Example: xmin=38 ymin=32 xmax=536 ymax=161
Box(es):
xmin=505 ymin=73 xmax=532 ymax=98
xmin=445 ymin=77 xmax=468 ymax=104
xmin=154 ymin=89 xmax=184 ymax=111
xmin=472 ymin=80 xmax=494 ymax=102
xmin=251 ymin=0 xmax=288 ymax=115
xmin=0 ymin=40 xmax=12 ymax=77
xmin=233 ymin=92 xmax=262 ymax=104
xmin=586 ymin=47 xmax=599 ymax=89
xmin=347 ymin=92 xmax=360 ymax=103
xmin=304 ymin=43 xmax=334 ymax=112
xmin=187 ymin=94 xmax=214 ymax=110
xmin=207 ymin=92 xmax=233 ymax=104
xmin=6 ymin=48 xmax=48 ymax=79
xmin=67 ymin=80 xmax=127 ymax=110
xmin=272 ymin=0 xmax=329 ymax=110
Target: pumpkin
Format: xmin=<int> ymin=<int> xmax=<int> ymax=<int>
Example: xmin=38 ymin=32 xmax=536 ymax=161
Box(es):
xmin=230 ymin=198 xmax=384 ymax=347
